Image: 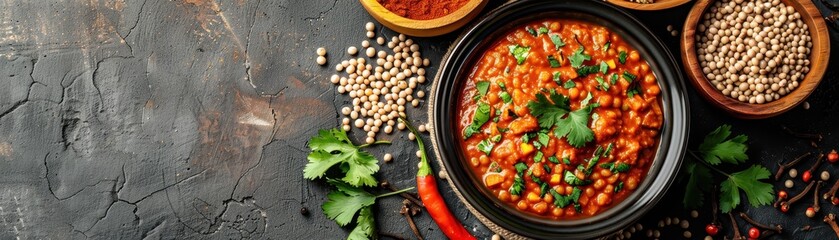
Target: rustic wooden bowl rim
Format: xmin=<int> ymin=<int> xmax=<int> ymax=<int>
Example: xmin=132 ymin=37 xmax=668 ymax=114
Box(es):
xmin=680 ymin=0 xmax=830 ymax=119
xmin=359 ymin=0 xmax=485 ymax=29
xmin=606 ymin=0 xmax=692 ymax=11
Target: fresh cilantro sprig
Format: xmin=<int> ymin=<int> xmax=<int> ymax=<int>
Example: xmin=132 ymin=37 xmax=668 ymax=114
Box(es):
xmin=303 ymin=128 xmax=389 ymax=187
xmin=682 ymin=125 xmax=773 ymax=213
xmin=323 ymin=179 xmax=413 ymax=239
xmin=509 ymin=45 xmax=530 ymax=65
xmin=526 ymin=90 xmax=598 ymax=148
xmin=568 ymin=46 xmax=591 ymax=69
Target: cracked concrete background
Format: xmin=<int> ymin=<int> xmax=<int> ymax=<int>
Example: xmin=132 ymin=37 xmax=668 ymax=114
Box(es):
xmin=0 ymin=0 xmax=838 ymax=239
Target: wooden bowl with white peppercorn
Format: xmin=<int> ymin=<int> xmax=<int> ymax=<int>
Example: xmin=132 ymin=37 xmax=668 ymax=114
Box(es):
xmin=607 ymin=0 xmax=692 ymax=11
xmin=681 ymin=0 xmax=830 ymax=119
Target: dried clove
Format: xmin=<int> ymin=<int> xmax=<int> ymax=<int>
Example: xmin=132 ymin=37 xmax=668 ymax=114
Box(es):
xmin=824 ymin=179 xmax=839 ymax=205
xmin=739 ymin=212 xmax=782 ymax=233
xmin=729 ymin=212 xmax=745 ymax=240
xmin=802 ymin=153 xmax=826 ymax=182
xmin=814 ymin=181 xmax=824 ymax=212
xmin=775 ymin=152 xmax=811 ymax=181
xmin=823 ymin=213 xmax=839 ymax=238
xmin=403 ymin=199 xmax=421 ymax=216
xmin=400 ymin=203 xmax=424 ymax=240
xmin=780 ymin=180 xmax=817 ymax=213
xmin=757 ymin=229 xmax=777 ymax=240
xmin=781 ymin=125 xmax=823 ymax=142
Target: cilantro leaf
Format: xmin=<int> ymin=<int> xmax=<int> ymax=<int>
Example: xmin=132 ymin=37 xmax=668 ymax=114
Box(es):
xmin=603 ymin=42 xmax=611 ymax=52
xmin=610 ymin=74 xmax=618 ymax=85
xmin=599 ymin=61 xmax=609 ymax=74
xmin=618 ymin=51 xmax=627 ymax=64
xmin=553 ymin=72 xmax=562 ymax=84
xmin=476 ymin=81 xmax=490 ymax=97
xmin=580 ymin=92 xmax=593 ymax=107
xmin=564 ymin=171 xmax=591 ymax=186
xmin=550 ymin=187 xmax=582 ymax=208
xmin=477 ymin=139 xmax=494 ymax=156
xmin=526 ymin=26 xmax=537 ymax=36
xmin=514 ymin=162 xmax=528 ymax=173
xmin=550 ymin=34 xmax=565 ymax=50
xmin=527 ymin=91 xmax=570 ymax=129
xmin=538 ymin=26 xmax=549 ymax=35
xmin=683 ymin=161 xmax=712 ymax=209
xmin=549 ymin=156 xmax=560 ymax=164
xmin=554 ymin=103 xmax=598 ymax=148
xmin=534 ymin=151 xmax=544 ymax=162
xmin=568 ymin=46 xmax=591 ymax=69
xmin=719 ymin=165 xmax=774 ymax=213
xmin=322 ymin=179 xmax=377 ymax=226
xmin=563 ymin=80 xmax=576 ymax=89
xmin=304 ymin=129 xmax=380 ymax=187
xmin=576 ymin=65 xmax=599 ymax=77
xmin=509 ymin=45 xmax=530 ymax=65
xmin=347 ymin=207 xmax=375 ymax=240
xmin=699 ymin=125 xmax=749 ymax=165
xmin=596 ymin=76 xmax=609 ymax=91
xmin=463 ymin=102 xmax=491 ymax=139
xmin=548 ymin=55 xmax=561 ymax=68
xmin=499 ymin=91 xmax=512 ymax=103
xmin=511 ymin=176 xmax=525 ymax=196
xmin=615 ymin=181 xmax=624 ymax=193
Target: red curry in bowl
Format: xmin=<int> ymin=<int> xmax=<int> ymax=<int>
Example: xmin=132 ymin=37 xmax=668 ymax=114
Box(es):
xmin=456 ymin=19 xmax=663 ymax=220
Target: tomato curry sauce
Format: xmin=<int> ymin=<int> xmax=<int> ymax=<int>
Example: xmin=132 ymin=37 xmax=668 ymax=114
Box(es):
xmin=456 ymin=19 xmax=663 ymax=220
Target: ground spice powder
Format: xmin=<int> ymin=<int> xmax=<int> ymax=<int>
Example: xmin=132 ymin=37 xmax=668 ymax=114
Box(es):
xmin=378 ymin=0 xmax=469 ymax=20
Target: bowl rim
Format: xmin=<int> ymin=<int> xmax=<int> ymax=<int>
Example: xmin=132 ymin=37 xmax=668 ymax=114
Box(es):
xmin=679 ymin=0 xmax=830 ymax=119
xmin=359 ymin=0 xmax=486 ymax=29
xmin=428 ymin=0 xmax=690 ymax=238
xmin=606 ymin=0 xmax=692 ymax=11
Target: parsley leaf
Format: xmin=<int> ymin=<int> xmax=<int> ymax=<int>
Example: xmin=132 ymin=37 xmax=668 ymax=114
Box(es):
xmin=618 ymin=51 xmax=627 ymax=64
xmin=477 ymin=139 xmax=494 ymax=156
xmin=498 ymin=81 xmax=507 ymax=91
xmin=509 ymin=45 xmax=531 ymax=65
xmin=550 ymin=33 xmax=566 ymax=50
xmin=475 ymin=81 xmax=490 ymax=97
xmin=304 ymin=128 xmax=381 ymax=187
xmin=568 ymin=46 xmax=591 ymax=68
xmin=550 ymin=187 xmax=582 ymax=208
xmin=548 ymin=156 xmax=560 ymax=164
xmin=534 ymin=151 xmax=544 ymax=162
xmin=683 ymin=161 xmax=712 ymax=209
xmin=322 ymin=179 xmax=377 ymax=226
xmin=698 ymin=125 xmax=749 ymax=165
xmin=463 ymin=102 xmax=491 ymax=139
xmin=548 ymin=55 xmax=561 ymax=68
xmin=719 ymin=165 xmax=774 ymax=213
xmin=622 ymin=71 xmax=637 ymax=82
xmin=563 ymin=80 xmax=576 ymax=89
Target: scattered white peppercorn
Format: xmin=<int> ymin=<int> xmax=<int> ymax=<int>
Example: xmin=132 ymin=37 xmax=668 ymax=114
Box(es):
xmin=789 ymin=168 xmax=798 ymax=178
xmin=785 ymin=179 xmax=794 ymax=188
xmin=691 ymin=210 xmax=699 ymax=218
xmin=821 ymin=171 xmax=830 ymax=181
xmin=347 ymin=46 xmax=358 ymax=55
xmin=316 ymin=56 xmax=327 ymax=65
xmin=383 ymin=153 xmax=392 ymax=162
xmin=680 ymin=219 xmax=689 ymax=229
xmin=365 ymin=22 xmax=375 ymax=31
xmin=408 ymin=132 xmax=416 ymax=140
xmin=683 ymin=231 xmax=692 ymax=238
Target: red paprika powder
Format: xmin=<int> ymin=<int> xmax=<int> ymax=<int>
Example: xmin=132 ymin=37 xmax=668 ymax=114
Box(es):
xmin=378 ymin=0 xmax=470 ymax=20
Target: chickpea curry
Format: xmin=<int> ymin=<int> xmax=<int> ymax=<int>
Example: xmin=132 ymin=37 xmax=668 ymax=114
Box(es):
xmin=456 ymin=19 xmax=663 ymax=219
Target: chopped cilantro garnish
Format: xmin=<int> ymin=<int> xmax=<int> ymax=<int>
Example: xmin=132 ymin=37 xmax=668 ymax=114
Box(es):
xmin=610 ymin=74 xmax=618 ymax=85
xmin=580 ymin=92 xmax=593 ymax=107
xmin=622 ymin=71 xmax=637 ymax=82
xmin=553 ymin=72 xmax=562 ymax=84
xmin=509 ymin=45 xmax=530 ymax=65
xmin=564 ymin=171 xmax=591 ymax=186
xmin=595 ymin=76 xmax=609 ymax=91
xmin=303 ymin=128 xmax=383 ymax=187
xmin=603 ymin=42 xmax=611 ymax=52
xmin=615 ymin=181 xmax=624 ymax=193
xmin=514 ymin=162 xmax=528 ymax=173
xmin=562 ymin=157 xmax=571 ymax=165
xmin=538 ymin=26 xmax=549 ymax=35
xmin=599 ymin=61 xmax=609 ymax=74
xmin=568 ymin=46 xmax=591 ymax=68
xmin=618 ymin=51 xmax=627 ymax=64
xmin=534 ymin=151 xmax=544 ymax=162
xmin=499 ymin=91 xmax=512 ymax=103
xmin=526 ymin=26 xmax=537 ymax=36
xmin=528 ymin=91 xmax=599 ymax=147
xmin=550 ymin=34 xmax=566 ymax=50
xmin=548 ymin=156 xmax=560 ymax=164
xmin=537 ymin=132 xmax=550 ymax=147
xmin=475 ymin=81 xmax=490 ymax=97
xmin=510 ymin=162 xmax=528 ymax=195
xmin=498 ymin=81 xmax=507 ymax=91
xmin=576 ymin=65 xmax=600 ymax=77
xmin=491 ymin=135 xmax=502 ymax=142
xmin=463 ymin=102 xmax=490 ymax=139
xmin=550 ymin=187 xmax=581 ymax=208
xmin=548 ymin=55 xmax=561 ymax=68
xmin=543 ymin=164 xmax=552 ymax=174
xmin=477 ymin=139 xmax=494 ymax=155
xmin=563 ymin=80 xmax=576 ymax=89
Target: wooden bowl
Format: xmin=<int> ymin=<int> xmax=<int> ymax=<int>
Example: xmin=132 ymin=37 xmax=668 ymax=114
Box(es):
xmin=606 ymin=0 xmax=692 ymax=11
xmin=680 ymin=0 xmax=830 ymax=119
xmin=359 ymin=0 xmax=488 ymax=37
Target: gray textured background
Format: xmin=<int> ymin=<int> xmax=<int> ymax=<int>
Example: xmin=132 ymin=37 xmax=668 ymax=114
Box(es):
xmin=0 ymin=0 xmax=838 ymax=239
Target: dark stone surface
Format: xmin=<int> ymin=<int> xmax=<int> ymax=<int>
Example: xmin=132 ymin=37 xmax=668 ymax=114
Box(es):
xmin=0 ymin=0 xmax=837 ymax=239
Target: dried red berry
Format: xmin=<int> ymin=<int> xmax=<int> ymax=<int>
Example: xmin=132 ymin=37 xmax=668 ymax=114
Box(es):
xmin=705 ymin=223 xmax=720 ymax=236
xmin=829 ymin=150 xmax=838 ymax=163
xmin=748 ymin=227 xmax=760 ymax=239
xmin=778 ymin=190 xmax=788 ymax=200
xmin=806 ymin=206 xmax=816 ymax=218
xmin=803 ymin=170 xmax=813 ymax=182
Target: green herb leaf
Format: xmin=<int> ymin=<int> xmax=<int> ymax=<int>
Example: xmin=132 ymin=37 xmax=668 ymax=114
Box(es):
xmin=304 ymin=129 xmax=380 ymax=187
xmin=526 ymin=26 xmax=537 ymax=36
xmin=615 ymin=181 xmax=624 ymax=193
xmin=477 ymin=139 xmax=494 ymax=156
xmin=550 ymin=34 xmax=566 ymax=50
xmin=548 ymin=55 xmax=561 ymax=68
xmin=553 ymin=72 xmax=562 ymax=84
xmin=576 ymin=65 xmax=599 ymax=77
xmin=622 ymin=71 xmax=637 ymax=82
xmin=719 ymin=165 xmax=774 ymax=213
xmin=533 ymin=151 xmax=544 ymax=162
xmin=550 ymin=187 xmax=582 ymax=208
xmin=476 ymin=81 xmax=490 ymax=97
xmin=564 ymin=171 xmax=592 ymax=186
xmin=347 ymin=207 xmax=375 ymax=240
xmin=491 ymin=135 xmax=502 ymax=142
xmin=683 ymin=161 xmax=712 ymax=209
xmin=569 ymin=46 xmax=591 ymax=69
xmin=527 ymin=91 xmax=570 ymax=129
xmin=322 ymin=179 xmax=377 ymax=226
xmin=603 ymin=42 xmax=611 ymax=52
xmin=549 ymin=156 xmax=560 ymax=164
xmin=596 ymin=76 xmax=609 ymax=91
xmin=509 ymin=45 xmax=531 ymax=65
xmin=580 ymin=92 xmax=593 ymax=107
xmin=562 ymin=157 xmax=571 ymax=165
xmin=599 ymin=61 xmax=609 ymax=74
xmin=563 ymin=80 xmax=576 ymax=89
xmin=698 ymin=125 xmax=749 ymax=165
xmin=498 ymin=81 xmax=507 ymax=91
xmin=554 ymin=103 xmax=599 ymax=148
xmin=610 ymin=74 xmax=618 ymax=85
xmin=499 ymin=91 xmax=512 ymax=104
xmin=463 ymin=102 xmax=491 ymax=139
xmin=613 ymin=163 xmax=630 ymax=173
xmin=537 ymin=132 xmax=550 ymax=147
xmin=618 ymin=51 xmax=627 ymax=64
xmin=538 ymin=26 xmax=549 ymax=35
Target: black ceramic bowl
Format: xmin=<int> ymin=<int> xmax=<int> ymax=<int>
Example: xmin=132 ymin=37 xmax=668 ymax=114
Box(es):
xmin=428 ymin=0 xmax=690 ymax=239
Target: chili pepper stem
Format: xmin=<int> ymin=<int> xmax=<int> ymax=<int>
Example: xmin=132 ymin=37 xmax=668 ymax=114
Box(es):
xmin=377 ymin=187 xmax=416 ymax=198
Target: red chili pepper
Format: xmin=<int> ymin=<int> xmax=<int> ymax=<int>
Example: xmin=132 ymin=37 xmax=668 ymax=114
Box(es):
xmin=404 ymin=118 xmax=476 ymax=240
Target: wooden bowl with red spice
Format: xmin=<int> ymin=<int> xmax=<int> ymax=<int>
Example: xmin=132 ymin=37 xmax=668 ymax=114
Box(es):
xmin=359 ymin=0 xmax=488 ymax=37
